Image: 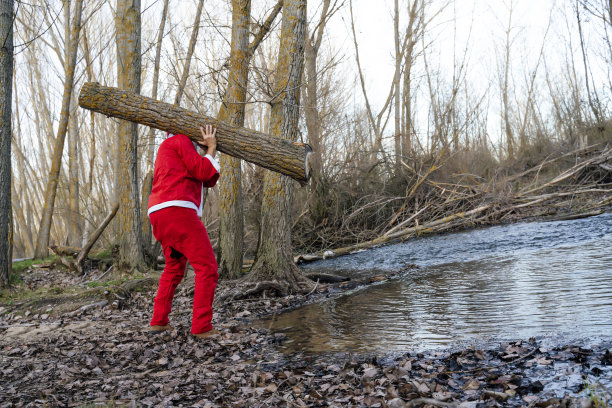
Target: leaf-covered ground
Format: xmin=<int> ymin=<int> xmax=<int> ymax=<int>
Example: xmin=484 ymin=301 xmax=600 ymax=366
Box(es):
xmin=1 ymin=267 xmax=610 ymax=407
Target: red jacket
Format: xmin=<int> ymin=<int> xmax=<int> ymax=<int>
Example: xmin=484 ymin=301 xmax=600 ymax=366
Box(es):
xmin=147 ymin=133 xmax=220 ymax=217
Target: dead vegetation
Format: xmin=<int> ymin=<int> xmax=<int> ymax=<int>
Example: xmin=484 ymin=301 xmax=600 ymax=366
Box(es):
xmin=292 ymin=142 xmax=611 ymax=261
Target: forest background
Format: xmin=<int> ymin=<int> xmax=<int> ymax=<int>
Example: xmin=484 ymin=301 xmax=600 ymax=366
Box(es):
xmin=1 ymin=0 xmax=611 ymax=289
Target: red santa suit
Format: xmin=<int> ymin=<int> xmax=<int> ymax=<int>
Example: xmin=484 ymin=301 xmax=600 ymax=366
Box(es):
xmin=147 ymin=133 xmax=220 ymax=334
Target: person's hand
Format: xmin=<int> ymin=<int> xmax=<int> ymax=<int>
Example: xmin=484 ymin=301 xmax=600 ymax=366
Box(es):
xmin=198 ymin=125 xmax=217 ymax=158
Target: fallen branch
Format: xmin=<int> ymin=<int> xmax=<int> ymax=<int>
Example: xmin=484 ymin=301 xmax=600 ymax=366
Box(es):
xmin=216 ymin=281 xmax=290 ymax=303
xmin=304 ymin=272 xmax=349 ymax=283
xmin=383 ymin=205 xmax=429 ymax=237
xmin=305 ymin=279 xmax=319 ymax=297
xmin=48 ymin=246 xmax=80 ymax=257
xmin=520 ymin=147 xmax=611 ymax=196
xmin=74 ymin=202 xmax=120 ymax=274
xmin=519 ymin=188 xmax=612 ymax=202
xmin=503 ymin=143 xmax=604 ymax=185
xmin=406 ymin=398 xmax=457 ymax=408
xmin=298 ymin=205 xmax=491 ymax=262
xmin=65 ymin=300 xmax=108 ymax=317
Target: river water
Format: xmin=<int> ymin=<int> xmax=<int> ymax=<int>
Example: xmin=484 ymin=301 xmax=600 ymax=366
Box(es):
xmin=260 ymin=212 xmax=612 ymax=354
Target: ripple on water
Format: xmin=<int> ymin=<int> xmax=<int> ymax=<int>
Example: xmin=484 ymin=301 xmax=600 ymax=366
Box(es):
xmin=262 ymin=212 xmax=612 ymax=354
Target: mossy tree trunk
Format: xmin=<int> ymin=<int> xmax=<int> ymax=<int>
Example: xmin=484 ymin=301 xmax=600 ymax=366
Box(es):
xmin=0 ymin=0 xmax=13 ymax=288
xmin=217 ymin=0 xmax=251 ymax=279
xmin=116 ymin=0 xmax=145 ymax=272
xmin=245 ymin=0 xmax=314 ymax=293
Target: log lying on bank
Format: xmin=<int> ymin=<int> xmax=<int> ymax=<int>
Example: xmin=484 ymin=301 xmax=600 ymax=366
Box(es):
xmin=73 ymin=202 xmax=120 ymax=274
xmin=49 ymin=246 xmax=81 ymax=257
xmin=295 ymin=205 xmax=491 ymax=263
xmin=304 ymin=272 xmax=350 ymax=283
xmin=48 ymin=203 xmax=120 ymax=274
xmin=78 ymin=82 xmax=313 ymax=184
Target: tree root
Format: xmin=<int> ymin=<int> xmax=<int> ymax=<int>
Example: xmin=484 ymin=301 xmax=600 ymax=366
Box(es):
xmin=216 ymin=280 xmax=290 ymax=303
xmin=304 ymin=272 xmax=349 ymax=283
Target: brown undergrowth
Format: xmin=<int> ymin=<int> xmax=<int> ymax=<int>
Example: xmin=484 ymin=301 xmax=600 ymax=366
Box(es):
xmin=291 ymin=142 xmax=611 ymax=260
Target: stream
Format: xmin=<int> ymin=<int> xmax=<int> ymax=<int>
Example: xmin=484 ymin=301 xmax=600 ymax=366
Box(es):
xmin=259 ymin=212 xmax=612 ymax=355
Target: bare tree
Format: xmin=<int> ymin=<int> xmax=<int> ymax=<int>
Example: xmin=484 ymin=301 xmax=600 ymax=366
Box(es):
xmin=245 ymin=0 xmax=314 ymax=293
xmin=80 ymin=28 xmax=98 ymax=246
xmin=518 ymin=11 xmax=552 ymax=153
xmin=217 ymin=0 xmax=252 ymax=279
xmin=0 ymin=0 xmax=13 ymax=287
xmin=349 ymin=0 xmax=393 ymax=162
xmin=401 ymin=0 xmax=425 ymax=160
xmin=576 ymin=0 xmax=603 ymax=122
xmin=217 ymin=0 xmax=283 ymax=279
xmin=145 ymin=0 xmax=169 ymax=168
xmin=501 ymin=0 xmax=515 ymax=159
xmin=34 ymin=0 xmax=84 ymax=258
xmin=303 ymin=0 xmax=340 ymax=221
xmin=116 ymin=0 xmax=144 ymax=271
xmin=174 ymin=0 xmax=204 ymax=106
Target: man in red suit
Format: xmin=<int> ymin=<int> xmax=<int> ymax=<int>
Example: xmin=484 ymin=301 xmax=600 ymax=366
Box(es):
xmin=147 ymin=125 xmax=220 ymax=339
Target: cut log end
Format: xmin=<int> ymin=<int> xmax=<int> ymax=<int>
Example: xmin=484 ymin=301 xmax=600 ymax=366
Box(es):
xmin=302 ymin=145 xmax=314 ymax=186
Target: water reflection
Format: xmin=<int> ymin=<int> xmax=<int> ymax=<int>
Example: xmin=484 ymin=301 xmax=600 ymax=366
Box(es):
xmin=260 ymin=213 xmax=612 ymax=353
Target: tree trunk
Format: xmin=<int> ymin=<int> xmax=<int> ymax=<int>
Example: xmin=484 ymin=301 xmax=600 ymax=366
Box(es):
xmin=81 ymin=28 xmax=97 ymax=247
xmin=174 ymin=0 xmax=204 ymax=106
xmin=503 ymin=2 xmax=514 ymax=159
xmin=245 ymin=0 xmax=313 ymax=293
xmin=402 ymin=0 xmax=421 ymax=161
xmin=74 ymin=202 xmax=120 ymax=274
xmin=141 ymin=0 xmax=169 ymax=257
xmin=145 ymin=0 xmax=169 ymax=168
xmin=34 ymin=0 xmax=84 ymax=259
xmin=78 ymin=82 xmax=313 ymax=184
xmin=393 ymin=0 xmax=401 ymax=175
xmin=217 ymin=0 xmax=251 ymax=279
xmin=66 ymin=0 xmax=81 ymax=247
xmin=576 ymin=1 xmax=601 ymax=123
xmin=0 ymin=0 xmax=13 ymax=288
xmin=116 ymin=0 xmax=145 ymax=272
xmin=140 ymin=169 xmax=153 ymax=257
xmin=304 ymin=0 xmax=331 ymax=224
xmin=304 ymin=38 xmax=325 ymax=222
xmin=68 ymin=92 xmax=81 ymax=246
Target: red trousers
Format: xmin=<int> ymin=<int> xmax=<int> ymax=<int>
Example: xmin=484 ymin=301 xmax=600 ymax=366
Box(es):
xmin=149 ymin=207 xmax=218 ymax=334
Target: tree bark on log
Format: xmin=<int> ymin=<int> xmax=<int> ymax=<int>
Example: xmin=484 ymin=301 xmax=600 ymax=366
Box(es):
xmin=78 ymin=82 xmax=313 ymax=184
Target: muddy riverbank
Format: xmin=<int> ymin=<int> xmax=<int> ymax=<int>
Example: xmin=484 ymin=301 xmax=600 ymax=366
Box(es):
xmin=1 ymin=266 xmax=610 ymax=407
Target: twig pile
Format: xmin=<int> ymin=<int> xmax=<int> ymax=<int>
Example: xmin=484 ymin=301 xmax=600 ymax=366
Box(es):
xmin=296 ymin=144 xmax=611 ymax=262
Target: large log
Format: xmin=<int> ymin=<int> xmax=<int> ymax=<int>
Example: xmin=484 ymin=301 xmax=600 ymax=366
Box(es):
xmin=78 ymin=82 xmax=312 ymax=184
